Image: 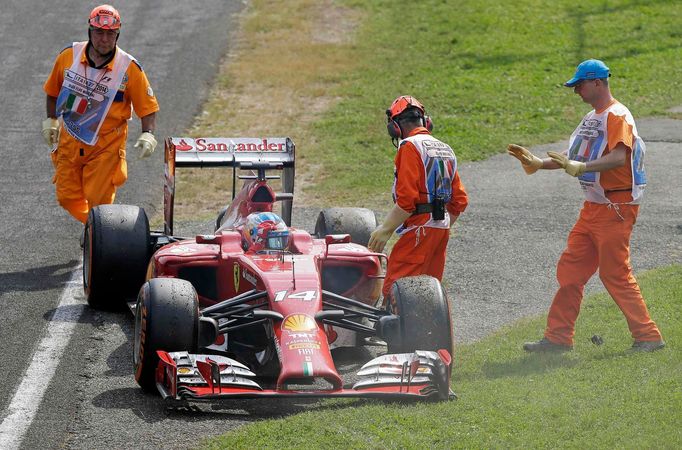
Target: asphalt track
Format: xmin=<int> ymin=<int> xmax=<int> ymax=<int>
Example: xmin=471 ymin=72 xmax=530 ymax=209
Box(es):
xmin=0 ymin=1 xmax=246 ymax=448
xmin=1 ymin=1 xmax=681 ymax=448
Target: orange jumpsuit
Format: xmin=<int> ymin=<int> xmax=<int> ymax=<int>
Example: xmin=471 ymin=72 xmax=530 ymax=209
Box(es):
xmin=382 ymin=127 xmax=468 ymax=297
xmin=545 ymin=103 xmax=662 ymax=346
xmin=44 ymin=43 xmax=159 ymax=223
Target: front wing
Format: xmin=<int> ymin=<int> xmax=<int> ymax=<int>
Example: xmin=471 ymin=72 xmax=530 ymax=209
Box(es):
xmin=155 ymin=349 xmax=455 ymax=402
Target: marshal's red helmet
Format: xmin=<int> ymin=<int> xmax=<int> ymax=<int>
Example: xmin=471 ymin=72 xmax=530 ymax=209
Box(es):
xmin=89 ymin=4 xmax=121 ymax=30
xmin=386 ymin=95 xmax=426 ymax=121
xmin=386 ymin=95 xmax=433 ymax=140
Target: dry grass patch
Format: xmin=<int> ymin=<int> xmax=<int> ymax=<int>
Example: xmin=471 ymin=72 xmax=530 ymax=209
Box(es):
xmin=173 ymin=0 xmax=362 ymax=220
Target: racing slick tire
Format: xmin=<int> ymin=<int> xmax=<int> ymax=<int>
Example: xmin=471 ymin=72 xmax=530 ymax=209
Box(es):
xmin=387 ymin=275 xmax=454 ymax=356
xmin=83 ymin=204 xmax=150 ymax=310
xmin=314 ymin=207 xmax=378 ymax=247
xmin=134 ymin=278 xmax=199 ymax=392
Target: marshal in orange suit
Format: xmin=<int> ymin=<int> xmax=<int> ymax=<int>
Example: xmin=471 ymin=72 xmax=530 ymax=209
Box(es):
xmin=368 ymin=95 xmax=468 ymax=299
xmin=508 ymin=59 xmax=664 ymax=353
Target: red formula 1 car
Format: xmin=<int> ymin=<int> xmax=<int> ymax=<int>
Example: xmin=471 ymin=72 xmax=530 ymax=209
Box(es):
xmin=83 ymin=136 xmax=455 ymax=402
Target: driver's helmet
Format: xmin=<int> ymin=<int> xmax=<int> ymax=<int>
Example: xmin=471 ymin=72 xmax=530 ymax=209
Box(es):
xmin=242 ymin=212 xmax=289 ymax=251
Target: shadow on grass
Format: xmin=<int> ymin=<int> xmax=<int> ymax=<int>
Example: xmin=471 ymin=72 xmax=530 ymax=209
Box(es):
xmin=478 ymin=353 xmax=579 ymax=380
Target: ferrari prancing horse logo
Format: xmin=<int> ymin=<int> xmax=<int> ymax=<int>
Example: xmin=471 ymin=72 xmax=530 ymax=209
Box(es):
xmin=233 ymin=262 xmax=240 ymax=292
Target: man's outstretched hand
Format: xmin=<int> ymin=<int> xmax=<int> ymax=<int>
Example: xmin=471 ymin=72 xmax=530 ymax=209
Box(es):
xmin=547 ymin=151 xmax=586 ymax=177
xmin=507 ymin=144 xmax=543 ymax=175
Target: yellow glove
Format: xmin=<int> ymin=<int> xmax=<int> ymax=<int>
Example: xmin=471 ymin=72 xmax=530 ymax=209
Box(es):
xmin=134 ymin=132 xmax=157 ymax=159
xmin=547 ymin=151 xmax=586 ymax=177
xmin=507 ymin=144 xmax=543 ymax=175
xmin=42 ymin=118 xmax=60 ymax=147
xmin=368 ymin=225 xmax=394 ymax=253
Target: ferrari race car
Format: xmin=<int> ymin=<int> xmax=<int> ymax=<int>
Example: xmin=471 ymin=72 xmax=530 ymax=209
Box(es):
xmin=83 ymin=136 xmax=455 ymax=402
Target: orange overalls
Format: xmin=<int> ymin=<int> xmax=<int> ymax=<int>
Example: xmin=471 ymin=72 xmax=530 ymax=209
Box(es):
xmin=43 ymin=43 xmax=159 ymax=223
xmin=545 ymin=103 xmax=662 ymax=345
xmin=382 ymin=128 xmax=468 ymax=297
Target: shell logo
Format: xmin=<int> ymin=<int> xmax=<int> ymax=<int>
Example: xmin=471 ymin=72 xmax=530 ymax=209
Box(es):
xmin=282 ymin=314 xmax=316 ymax=332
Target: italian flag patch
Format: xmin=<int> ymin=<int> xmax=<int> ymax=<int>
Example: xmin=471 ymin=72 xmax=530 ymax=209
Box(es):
xmin=303 ymin=361 xmax=313 ymax=376
xmin=65 ymin=94 xmax=88 ymax=114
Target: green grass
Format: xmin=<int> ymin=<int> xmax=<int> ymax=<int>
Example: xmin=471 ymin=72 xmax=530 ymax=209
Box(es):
xmin=201 ymin=265 xmax=682 ymax=449
xmin=307 ymin=0 xmax=682 ymax=206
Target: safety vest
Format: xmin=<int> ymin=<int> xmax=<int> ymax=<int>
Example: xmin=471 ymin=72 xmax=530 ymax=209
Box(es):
xmin=393 ymin=133 xmax=457 ymax=235
xmin=567 ymin=101 xmax=646 ymax=204
xmin=56 ymin=41 xmax=133 ymax=145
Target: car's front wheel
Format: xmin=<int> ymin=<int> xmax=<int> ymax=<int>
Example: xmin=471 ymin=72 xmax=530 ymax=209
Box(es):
xmin=133 ymin=278 xmax=199 ymax=393
xmin=386 ymin=275 xmax=453 ymax=356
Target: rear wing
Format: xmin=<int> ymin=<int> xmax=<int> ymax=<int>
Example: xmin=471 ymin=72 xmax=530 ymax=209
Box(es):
xmin=164 ymin=137 xmax=295 ymax=236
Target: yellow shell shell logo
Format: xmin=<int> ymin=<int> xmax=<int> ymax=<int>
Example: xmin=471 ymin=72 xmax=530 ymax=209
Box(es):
xmin=282 ymin=314 xmax=316 ymax=332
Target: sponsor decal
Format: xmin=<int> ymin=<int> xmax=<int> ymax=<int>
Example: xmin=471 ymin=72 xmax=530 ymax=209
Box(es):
xmin=287 ymin=332 xmax=316 ymax=339
xmin=177 ymin=367 xmax=192 ymax=375
xmin=175 ymin=139 xmax=193 ymax=151
xmin=168 ymin=246 xmax=193 ymax=254
xmin=242 ymin=269 xmax=257 ymax=287
xmin=233 ymin=262 xmax=240 ymax=292
xmin=282 ymin=314 xmax=316 ymax=332
xmin=232 ymin=138 xmax=285 ymax=152
xmin=288 ymin=342 xmax=320 ymax=350
xmin=196 ymin=139 xmax=231 ymax=152
xmin=337 ymin=245 xmax=363 ymax=253
xmin=172 ymin=138 xmax=287 ymax=153
xmin=147 ymin=86 xmax=154 ymax=97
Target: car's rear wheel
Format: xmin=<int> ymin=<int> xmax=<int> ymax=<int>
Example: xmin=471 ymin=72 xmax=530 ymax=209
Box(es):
xmin=133 ymin=278 xmax=199 ymax=392
xmin=83 ymin=204 xmax=150 ymax=310
xmin=314 ymin=207 xmax=378 ymax=247
xmin=387 ymin=275 xmax=453 ymax=356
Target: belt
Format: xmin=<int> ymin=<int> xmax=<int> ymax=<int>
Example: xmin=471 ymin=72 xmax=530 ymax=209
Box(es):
xmin=605 ymin=188 xmax=632 ymax=193
xmin=412 ymin=203 xmax=433 ymax=216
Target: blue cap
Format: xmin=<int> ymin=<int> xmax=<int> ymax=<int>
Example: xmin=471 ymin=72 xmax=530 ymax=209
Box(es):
xmin=564 ymin=59 xmax=610 ymax=87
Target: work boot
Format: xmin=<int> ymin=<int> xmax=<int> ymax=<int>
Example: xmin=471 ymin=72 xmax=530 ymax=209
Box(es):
xmin=629 ymin=340 xmax=666 ymax=353
xmin=523 ymin=337 xmax=572 ymax=353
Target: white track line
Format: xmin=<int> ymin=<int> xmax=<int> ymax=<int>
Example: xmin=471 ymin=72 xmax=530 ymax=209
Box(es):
xmin=0 ymin=263 xmax=85 ymax=450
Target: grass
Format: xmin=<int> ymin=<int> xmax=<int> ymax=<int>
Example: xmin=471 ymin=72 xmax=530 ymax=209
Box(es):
xmin=201 ymin=264 xmax=682 ymax=449
xmin=176 ymin=0 xmax=682 ymax=216
xmin=308 ymin=0 xmax=682 ymax=206
xmin=173 ymin=0 xmax=362 ymax=220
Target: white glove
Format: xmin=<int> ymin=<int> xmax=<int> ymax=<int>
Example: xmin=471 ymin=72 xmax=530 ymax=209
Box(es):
xmin=42 ymin=118 xmax=60 ymax=147
xmin=134 ymin=132 xmax=157 ymax=159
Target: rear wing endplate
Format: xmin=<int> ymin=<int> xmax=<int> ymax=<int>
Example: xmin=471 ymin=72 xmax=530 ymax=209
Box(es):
xmin=164 ymin=137 xmax=295 ymax=235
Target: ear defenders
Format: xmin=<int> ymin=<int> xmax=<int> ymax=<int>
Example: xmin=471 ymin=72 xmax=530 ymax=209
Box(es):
xmin=386 ymin=109 xmax=403 ymax=139
xmin=386 ymin=110 xmax=434 ymax=140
